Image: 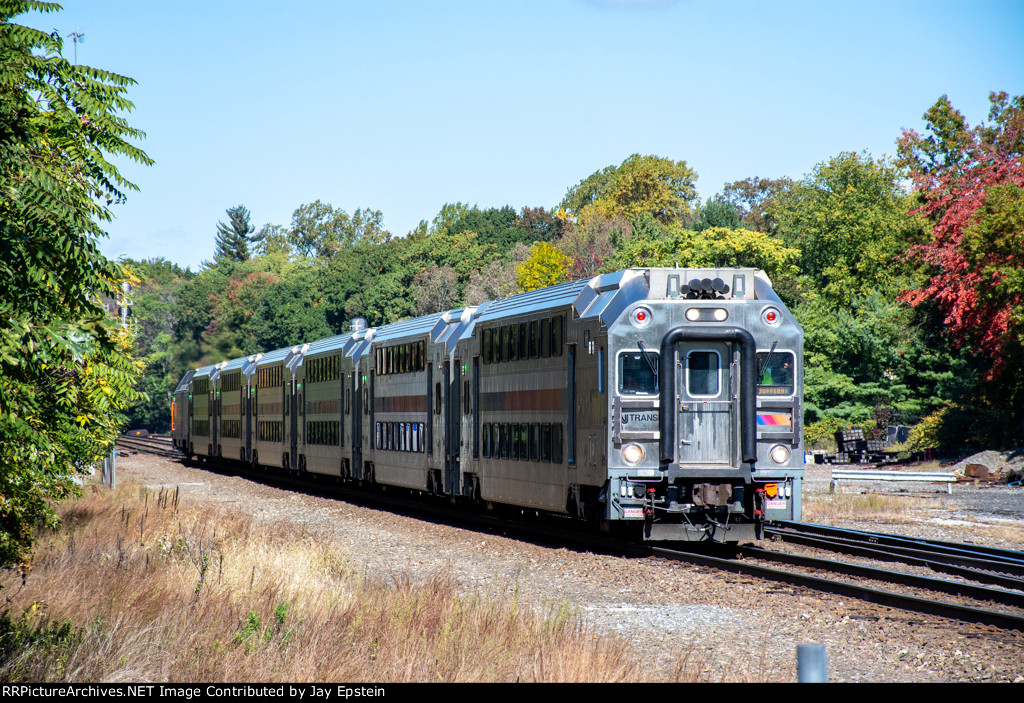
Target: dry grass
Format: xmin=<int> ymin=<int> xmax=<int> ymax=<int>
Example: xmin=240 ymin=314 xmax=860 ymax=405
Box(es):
xmin=0 ymin=483 xmax=714 ymax=683
xmin=802 ymin=491 xmax=937 ymax=522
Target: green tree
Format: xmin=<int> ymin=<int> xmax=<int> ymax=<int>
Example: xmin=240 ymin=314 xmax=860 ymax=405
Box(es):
xmin=122 ymin=258 xmax=191 ymax=432
xmin=719 ymin=177 xmax=793 ymax=233
xmin=770 ymin=151 xmax=924 ymax=310
xmin=609 ymin=221 xmax=801 ymax=287
xmin=287 ymin=200 xmax=388 ymax=258
xmin=0 ymin=1 xmax=150 ymax=567
xmin=694 ymin=198 xmax=741 ymax=231
xmin=213 ymin=205 xmax=255 ymax=262
xmin=559 ymin=154 xmax=699 ymax=225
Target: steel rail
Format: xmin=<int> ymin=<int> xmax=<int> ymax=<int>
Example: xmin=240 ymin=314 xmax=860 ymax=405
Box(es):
xmin=767 ymin=522 xmax=1024 ymax=579
xmin=739 ymin=545 xmax=1024 ymax=608
xmin=771 ymin=521 xmax=1024 ymax=567
xmin=760 ymin=530 xmax=1024 ymax=591
xmin=116 ymin=435 xmax=182 ymax=458
xmin=650 ymin=546 xmax=1024 ymax=632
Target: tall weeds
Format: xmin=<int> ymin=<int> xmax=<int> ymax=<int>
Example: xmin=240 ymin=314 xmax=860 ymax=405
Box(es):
xmin=0 ymin=483 xmax=709 ymax=682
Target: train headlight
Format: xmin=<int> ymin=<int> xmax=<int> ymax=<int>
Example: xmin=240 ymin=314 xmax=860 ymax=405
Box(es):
xmin=712 ymin=308 xmax=728 ymax=321
xmin=685 ymin=308 xmax=700 ymax=322
xmin=769 ymin=444 xmax=791 ymax=464
xmin=622 ymin=443 xmax=645 ymax=465
xmin=630 ymin=306 xmax=653 ymax=328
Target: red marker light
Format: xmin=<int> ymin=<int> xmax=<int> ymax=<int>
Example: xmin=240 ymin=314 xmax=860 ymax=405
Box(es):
xmin=766 ymin=311 xmax=776 ymax=323
xmin=630 ymin=306 xmax=653 ymax=328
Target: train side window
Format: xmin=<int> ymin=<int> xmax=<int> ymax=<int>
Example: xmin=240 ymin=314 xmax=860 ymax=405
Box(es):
xmin=529 ymin=321 xmax=539 ymax=358
xmin=518 ymin=323 xmax=528 ymax=359
xmin=756 ymin=351 xmax=795 ymax=396
xmin=542 ymin=423 xmax=552 ymax=462
xmin=619 ymin=351 xmax=659 ymax=395
xmin=508 ymin=325 xmax=518 ymax=361
xmin=483 ymin=423 xmax=490 ymax=457
xmin=499 ymin=424 xmax=508 ymax=459
xmin=540 ymin=319 xmax=551 ymax=357
xmin=435 ymin=383 xmax=442 ymax=414
xmin=553 ymin=424 xmax=563 ymax=464
xmin=551 ymin=316 xmax=563 ymax=356
xmin=687 ymin=351 xmax=721 ymax=397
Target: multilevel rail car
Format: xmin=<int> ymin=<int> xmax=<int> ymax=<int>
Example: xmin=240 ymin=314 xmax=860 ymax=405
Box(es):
xmin=172 ymin=267 xmax=804 ymax=542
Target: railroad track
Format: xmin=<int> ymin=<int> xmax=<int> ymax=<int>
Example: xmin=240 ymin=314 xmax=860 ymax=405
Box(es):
xmin=652 ymin=543 xmax=1024 ymax=632
xmin=765 ymin=521 xmax=1024 ymax=588
xmin=127 ymin=445 xmax=1024 ymax=632
xmin=116 ymin=433 xmax=182 ymax=458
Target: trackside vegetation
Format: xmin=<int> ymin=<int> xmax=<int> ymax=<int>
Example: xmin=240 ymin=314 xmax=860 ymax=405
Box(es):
xmin=0 ymin=1 xmax=150 ymax=569
xmin=0 ymin=484 xmax=727 ymax=683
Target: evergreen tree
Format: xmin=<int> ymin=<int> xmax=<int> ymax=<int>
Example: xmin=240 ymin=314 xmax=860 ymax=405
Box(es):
xmin=214 ymin=205 xmax=255 ymax=262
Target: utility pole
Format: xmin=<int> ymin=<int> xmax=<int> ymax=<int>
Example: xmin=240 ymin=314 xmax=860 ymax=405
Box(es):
xmin=67 ymin=28 xmax=84 ymax=64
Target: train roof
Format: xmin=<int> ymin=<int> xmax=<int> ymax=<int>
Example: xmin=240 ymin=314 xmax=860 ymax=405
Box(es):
xmin=252 ymin=347 xmax=290 ymax=365
xmin=373 ymin=310 xmax=454 ymax=345
xmin=476 ymin=279 xmax=590 ymax=323
xmin=219 ymin=355 xmax=250 ymax=374
xmin=190 ymin=363 xmax=218 ymax=380
xmin=303 ymin=332 xmax=353 ymax=357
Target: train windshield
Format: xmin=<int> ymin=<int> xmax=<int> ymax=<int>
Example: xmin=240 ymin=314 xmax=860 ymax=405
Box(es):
xmin=756 ymin=351 xmax=795 ymax=396
xmin=619 ymin=352 xmax=659 ymax=395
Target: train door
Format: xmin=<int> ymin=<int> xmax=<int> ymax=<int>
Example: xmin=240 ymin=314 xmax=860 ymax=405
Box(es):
xmin=211 ymin=381 xmax=220 ymax=457
xmin=186 ymin=390 xmax=193 ymax=455
xmin=426 ymin=363 xmax=434 ymax=456
xmin=675 ymin=341 xmax=735 ymax=467
xmin=289 ymin=377 xmax=298 ymax=470
xmin=567 ymin=344 xmax=577 ymax=472
xmin=444 ymin=359 xmax=461 ymax=494
xmin=351 ymin=371 xmax=361 ymax=478
xmin=245 ymin=383 xmax=252 ymax=463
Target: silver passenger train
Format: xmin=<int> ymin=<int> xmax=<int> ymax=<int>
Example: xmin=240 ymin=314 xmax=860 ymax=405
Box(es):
xmin=171 ymin=267 xmax=804 ymax=542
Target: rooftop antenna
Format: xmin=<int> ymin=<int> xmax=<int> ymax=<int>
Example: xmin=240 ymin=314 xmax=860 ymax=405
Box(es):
xmin=67 ymin=28 xmax=84 ymax=64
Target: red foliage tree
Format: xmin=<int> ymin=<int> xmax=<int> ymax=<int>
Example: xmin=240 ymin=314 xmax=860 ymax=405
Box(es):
xmin=898 ymin=92 xmax=1024 ymax=375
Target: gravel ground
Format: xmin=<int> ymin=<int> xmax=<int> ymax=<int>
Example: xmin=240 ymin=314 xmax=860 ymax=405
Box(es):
xmin=112 ymin=451 xmax=1024 ymax=683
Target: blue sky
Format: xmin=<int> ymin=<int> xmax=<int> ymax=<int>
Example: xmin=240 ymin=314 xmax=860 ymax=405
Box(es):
xmin=22 ymin=1 xmax=1024 ymax=270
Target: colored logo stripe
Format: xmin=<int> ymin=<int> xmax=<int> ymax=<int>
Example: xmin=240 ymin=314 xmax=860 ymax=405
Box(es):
xmin=757 ymin=413 xmax=792 ymax=426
